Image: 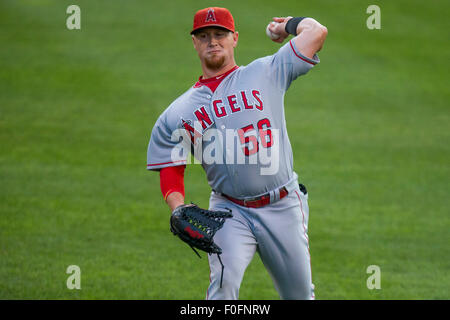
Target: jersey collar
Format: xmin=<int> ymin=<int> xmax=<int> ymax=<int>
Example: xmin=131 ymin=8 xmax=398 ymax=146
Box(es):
xmin=193 ymin=65 xmax=239 ymax=93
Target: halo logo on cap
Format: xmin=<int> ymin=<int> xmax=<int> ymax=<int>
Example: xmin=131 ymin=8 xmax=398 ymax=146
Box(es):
xmin=205 ymin=8 xmax=216 ymax=22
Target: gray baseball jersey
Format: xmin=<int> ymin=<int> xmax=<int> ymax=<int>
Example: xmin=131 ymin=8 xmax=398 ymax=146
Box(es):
xmin=147 ymin=40 xmax=319 ymax=198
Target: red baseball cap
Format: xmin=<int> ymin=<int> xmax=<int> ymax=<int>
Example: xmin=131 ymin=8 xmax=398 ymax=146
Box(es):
xmin=191 ymin=7 xmax=235 ymax=34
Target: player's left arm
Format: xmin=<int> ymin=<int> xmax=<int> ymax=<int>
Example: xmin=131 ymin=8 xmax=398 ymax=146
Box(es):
xmin=268 ymin=16 xmax=328 ymax=59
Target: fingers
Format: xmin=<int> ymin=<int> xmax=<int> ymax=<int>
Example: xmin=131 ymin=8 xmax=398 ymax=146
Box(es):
xmin=267 ymin=20 xmax=289 ymax=43
xmin=272 ymin=17 xmax=285 ymax=23
xmin=272 ymin=16 xmax=293 ymax=23
xmin=273 ymin=37 xmax=284 ymax=44
xmin=268 ymin=22 xmax=278 ymax=33
xmin=268 ymin=21 xmax=282 ymax=35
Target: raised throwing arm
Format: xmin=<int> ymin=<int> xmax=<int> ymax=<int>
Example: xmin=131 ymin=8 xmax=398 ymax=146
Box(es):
xmin=268 ymin=16 xmax=328 ymax=59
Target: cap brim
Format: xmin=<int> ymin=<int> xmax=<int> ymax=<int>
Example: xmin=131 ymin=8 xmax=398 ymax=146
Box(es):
xmin=190 ymin=25 xmax=234 ymax=34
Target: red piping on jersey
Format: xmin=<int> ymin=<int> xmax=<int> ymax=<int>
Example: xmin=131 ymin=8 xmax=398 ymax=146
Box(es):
xmin=147 ymin=159 xmax=186 ymax=167
xmin=193 ymin=65 xmax=239 ymax=93
xmin=289 ymin=40 xmax=316 ymax=65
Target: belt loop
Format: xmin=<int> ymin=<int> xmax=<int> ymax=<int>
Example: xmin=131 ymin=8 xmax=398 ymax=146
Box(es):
xmin=275 ymin=188 xmax=281 ymax=202
xmin=269 ymin=190 xmax=275 ymax=203
xmin=269 ymin=188 xmax=280 ymax=204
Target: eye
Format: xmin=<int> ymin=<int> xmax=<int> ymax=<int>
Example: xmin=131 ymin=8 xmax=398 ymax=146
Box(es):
xmin=196 ymin=32 xmax=207 ymax=39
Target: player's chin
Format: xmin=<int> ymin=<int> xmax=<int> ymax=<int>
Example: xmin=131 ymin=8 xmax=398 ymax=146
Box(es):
xmin=205 ymin=55 xmax=226 ymax=70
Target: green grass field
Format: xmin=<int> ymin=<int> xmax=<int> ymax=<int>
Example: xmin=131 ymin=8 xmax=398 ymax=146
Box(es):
xmin=1 ymin=0 xmax=449 ymax=299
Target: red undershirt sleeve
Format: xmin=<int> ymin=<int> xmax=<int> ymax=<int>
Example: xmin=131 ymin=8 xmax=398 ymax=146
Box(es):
xmin=159 ymin=165 xmax=186 ymax=200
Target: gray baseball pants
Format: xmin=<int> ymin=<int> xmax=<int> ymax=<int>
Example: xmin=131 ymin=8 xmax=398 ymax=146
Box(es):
xmin=206 ymin=181 xmax=314 ymax=300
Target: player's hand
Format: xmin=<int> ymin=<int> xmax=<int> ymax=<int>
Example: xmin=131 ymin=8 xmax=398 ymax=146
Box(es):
xmin=268 ymin=16 xmax=292 ymax=43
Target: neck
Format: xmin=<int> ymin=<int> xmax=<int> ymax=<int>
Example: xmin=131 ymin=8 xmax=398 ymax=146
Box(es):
xmin=201 ymin=60 xmax=237 ymax=79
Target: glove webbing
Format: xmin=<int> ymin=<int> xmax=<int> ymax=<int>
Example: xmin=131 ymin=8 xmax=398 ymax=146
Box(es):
xmin=189 ymin=207 xmax=228 ymax=237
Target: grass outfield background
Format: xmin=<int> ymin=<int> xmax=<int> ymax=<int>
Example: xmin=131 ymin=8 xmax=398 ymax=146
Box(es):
xmin=0 ymin=0 xmax=448 ymax=299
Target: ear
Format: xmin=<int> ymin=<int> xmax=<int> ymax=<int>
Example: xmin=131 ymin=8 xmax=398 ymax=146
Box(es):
xmin=232 ymin=31 xmax=239 ymax=48
xmin=192 ymin=34 xmax=201 ymax=52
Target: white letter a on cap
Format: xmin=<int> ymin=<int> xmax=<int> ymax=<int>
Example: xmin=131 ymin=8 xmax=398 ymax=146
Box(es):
xmin=205 ymin=8 xmax=216 ymax=22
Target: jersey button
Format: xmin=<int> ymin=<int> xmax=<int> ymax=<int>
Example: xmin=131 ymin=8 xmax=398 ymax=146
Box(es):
xmin=206 ymin=95 xmax=212 ymax=99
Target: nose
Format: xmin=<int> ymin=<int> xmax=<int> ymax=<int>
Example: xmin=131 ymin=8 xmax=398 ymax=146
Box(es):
xmin=209 ymin=35 xmax=219 ymax=46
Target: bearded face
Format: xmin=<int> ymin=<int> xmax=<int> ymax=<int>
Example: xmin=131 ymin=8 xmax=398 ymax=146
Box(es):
xmin=192 ymin=27 xmax=238 ymax=74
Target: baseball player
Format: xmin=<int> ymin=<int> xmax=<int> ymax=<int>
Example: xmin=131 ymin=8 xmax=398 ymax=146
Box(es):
xmin=147 ymin=7 xmax=327 ymax=299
